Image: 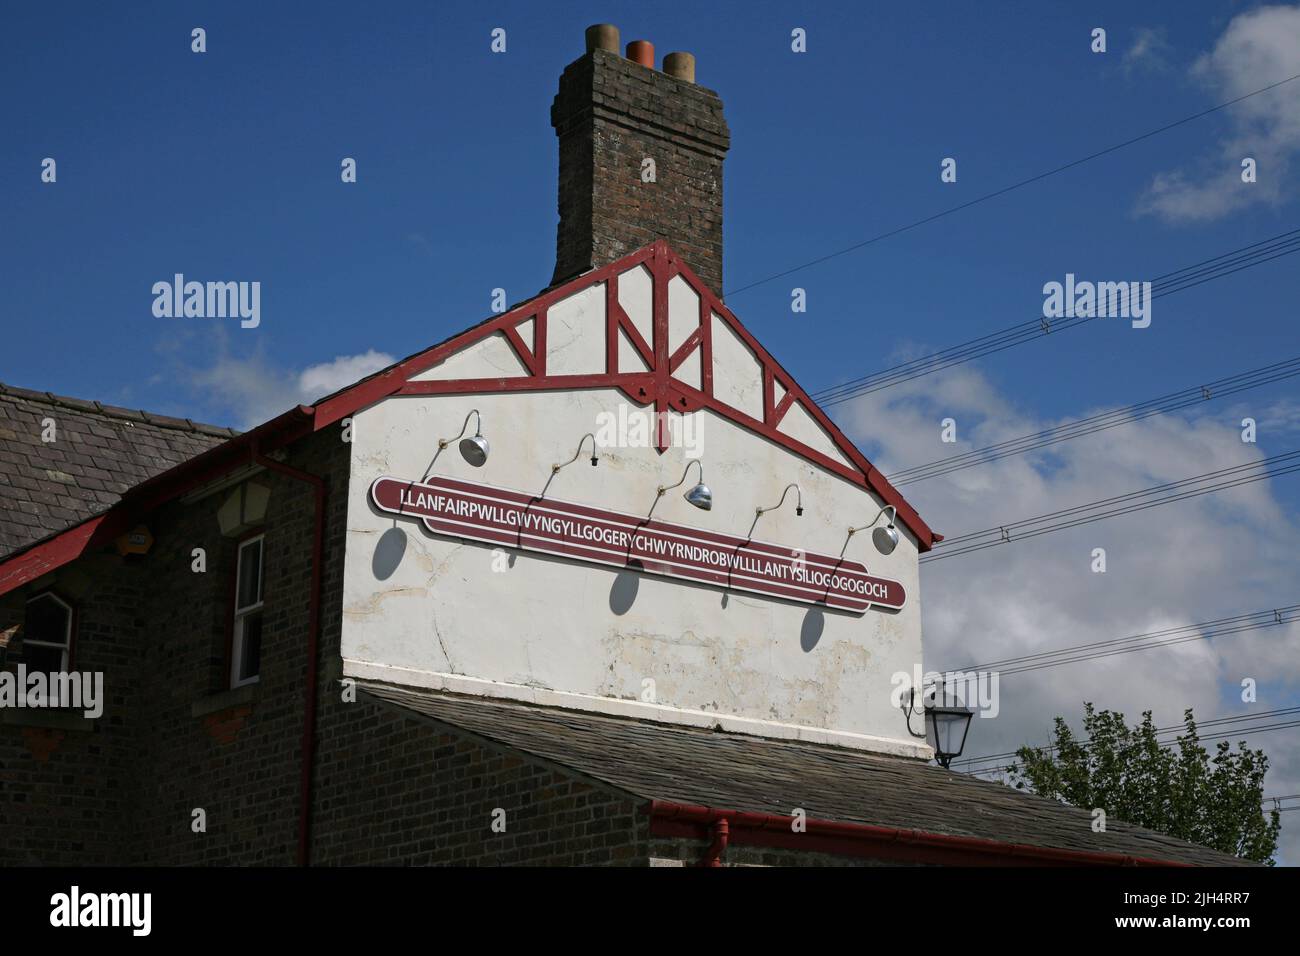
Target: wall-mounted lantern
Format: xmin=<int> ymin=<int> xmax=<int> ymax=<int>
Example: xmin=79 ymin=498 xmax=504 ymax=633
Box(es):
xmin=218 ymin=481 xmax=271 ymax=537
xmin=903 ymin=683 xmax=975 ymax=769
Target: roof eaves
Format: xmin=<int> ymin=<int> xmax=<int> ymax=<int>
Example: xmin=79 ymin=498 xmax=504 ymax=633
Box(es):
xmin=0 ymin=381 xmax=240 ymax=440
xmin=647 ymin=799 xmax=1201 ymax=867
xmin=0 ymin=405 xmax=313 ymax=597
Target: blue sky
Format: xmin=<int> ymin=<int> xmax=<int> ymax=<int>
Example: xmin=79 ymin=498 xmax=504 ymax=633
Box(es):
xmin=4 ymin=1 xmax=1299 ymax=859
xmin=3 ymin=0 xmax=1294 ymax=428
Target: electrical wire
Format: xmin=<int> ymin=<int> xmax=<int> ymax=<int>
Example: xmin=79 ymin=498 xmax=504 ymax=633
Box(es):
xmin=946 ymin=604 xmax=1300 ymax=678
xmin=810 ymin=229 xmax=1300 ymax=407
xmin=885 ymin=356 xmax=1300 ymax=486
xmin=724 ymin=72 xmax=1300 ymax=297
xmin=964 ymin=719 xmax=1300 ymax=778
xmin=920 ymin=451 xmax=1300 ymax=563
xmin=954 ymin=706 xmax=1300 ymax=772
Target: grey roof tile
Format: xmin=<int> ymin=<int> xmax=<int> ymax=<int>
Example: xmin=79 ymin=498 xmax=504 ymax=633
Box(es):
xmin=0 ymin=382 xmax=238 ymax=558
xmin=359 ymin=682 xmax=1254 ymax=867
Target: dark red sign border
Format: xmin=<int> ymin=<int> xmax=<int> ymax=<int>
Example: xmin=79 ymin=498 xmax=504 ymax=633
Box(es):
xmin=369 ymin=475 xmax=906 ymax=615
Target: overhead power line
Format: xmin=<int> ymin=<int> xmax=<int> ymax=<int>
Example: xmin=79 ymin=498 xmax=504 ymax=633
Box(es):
xmin=954 ymin=706 xmax=1300 ymax=772
xmin=964 ymin=719 xmax=1300 ymax=779
xmin=948 ymin=604 xmax=1300 ymax=679
xmin=725 ymin=72 xmax=1300 ymax=298
xmin=885 ymin=356 xmax=1300 ymax=486
xmin=961 ymin=719 xmax=1300 ymax=775
xmin=920 ymin=450 xmax=1300 ymax=563
xmin=810 ymin=228 xmax=1300 ymax=407
xmin=1267 ymin=794 xmax=1300 ymax=813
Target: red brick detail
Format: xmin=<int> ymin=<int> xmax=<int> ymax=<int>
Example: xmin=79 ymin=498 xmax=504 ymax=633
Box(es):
xmin=21 ymin=727 xmax=65 ymax=763
xmin=202 ymin=705 xmax=253 ymax=746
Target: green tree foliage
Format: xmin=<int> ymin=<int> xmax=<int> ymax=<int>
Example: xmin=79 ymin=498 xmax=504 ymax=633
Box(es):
xmin=1007 ymin=704 xmax=1280 ymax=864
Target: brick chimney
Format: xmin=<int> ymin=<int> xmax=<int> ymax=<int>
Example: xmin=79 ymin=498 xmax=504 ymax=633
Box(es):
xmin=551 ymin=24 xmax=731 ymax=292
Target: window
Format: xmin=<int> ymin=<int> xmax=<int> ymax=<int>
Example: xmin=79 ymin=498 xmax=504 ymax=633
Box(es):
xmin=230 ymin=534 xmax=264 ymax=687
xmin=24 ymin=593 xmax=74 ymax=671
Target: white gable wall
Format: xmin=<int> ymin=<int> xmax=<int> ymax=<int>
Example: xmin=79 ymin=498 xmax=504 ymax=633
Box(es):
xmin=411 ymin=332 xmax=528 ymax=381
xmin=340 ymin=268 xmax=929 ymax=758
xmin=710 ymin=314 xmax=764 ymax=421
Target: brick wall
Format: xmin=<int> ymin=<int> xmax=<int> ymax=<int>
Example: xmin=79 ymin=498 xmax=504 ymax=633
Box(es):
xmin=0 ymin=553 xmax=144 ymax=864
xmin=311 ymin=700 xmax=650 ymax=865
xmin=0 ymin=429 xmax=346 ymax=864
xmin=551 ymin=48 xmax=730 ymax=291
xmin=0 ymin=426 xmax=670 ymax=866
xmin=1 ymin=418 xmax=886 ymax=866
xmin=117 ymin=437 xmax=336 ymax=864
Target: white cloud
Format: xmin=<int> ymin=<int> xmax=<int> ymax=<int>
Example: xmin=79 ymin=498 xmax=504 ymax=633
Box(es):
xmin=839 ymin=363 xmax=1300 ymax=862
xmin=182 ymin=335 xmax=394 ymax=429
xmin=1256 ymin=397 xmax=1300 ymax=434
xmin=1137 ymin=4 xmax=1300 ymax=223
xmin=1123 ymin=27 xmax=1173 ymax=76
xmin=297 ymin=350 xmax=396 ymax=402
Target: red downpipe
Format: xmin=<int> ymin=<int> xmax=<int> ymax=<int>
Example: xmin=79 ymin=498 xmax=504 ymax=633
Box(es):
xmin=253 ymin=446 xmax=326 ymax=867
xmin=648 ymin=801 xmax=1193 ymax=867
xmin=702 ymin=817 xmax=729 ymax=867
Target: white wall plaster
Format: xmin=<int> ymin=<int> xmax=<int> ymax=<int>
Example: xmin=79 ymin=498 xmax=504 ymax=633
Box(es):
xmin=341 ymin=269 xmax=928 ymax=756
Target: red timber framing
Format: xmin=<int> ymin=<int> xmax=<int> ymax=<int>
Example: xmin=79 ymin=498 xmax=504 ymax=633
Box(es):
xmin=313 ymin=240 xmax=937 ymax=550
xmin=0 ymin=240 xmax=937 ymax=598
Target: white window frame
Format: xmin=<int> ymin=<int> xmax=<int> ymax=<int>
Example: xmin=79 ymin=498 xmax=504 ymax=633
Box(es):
xmin=230 ymin=534 xmax=265 ymax=688
xmin=24 ymin=592 xmax=73 ymax=671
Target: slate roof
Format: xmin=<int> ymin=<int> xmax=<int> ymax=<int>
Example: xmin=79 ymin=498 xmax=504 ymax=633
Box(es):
xmin=359 ymin=681 xmax=1252 ymax=866
xmin=0 ymin=382 xmax=237 ymax=558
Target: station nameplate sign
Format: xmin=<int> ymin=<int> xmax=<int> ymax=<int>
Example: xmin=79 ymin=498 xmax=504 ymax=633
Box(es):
xmin=370 ymin=475 xmax=906 ymax=614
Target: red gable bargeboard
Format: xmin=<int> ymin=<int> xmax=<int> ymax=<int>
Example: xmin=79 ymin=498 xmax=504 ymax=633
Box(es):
xmin=0 ymin=240 xmax=938 ymax=598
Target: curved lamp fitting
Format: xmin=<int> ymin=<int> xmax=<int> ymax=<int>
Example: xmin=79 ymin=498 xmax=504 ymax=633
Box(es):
xmin=437 ymin=409 xmax=489 ymax=467
xmin=658 ymin=459 xmax=711 ymax=511
xmin=755 ymin=483 xmax=803 ymax=518
xmin=847 ymin=505 xmax=899 ymax=555
xmin=552 ymin=433 xmax=599 ymax=473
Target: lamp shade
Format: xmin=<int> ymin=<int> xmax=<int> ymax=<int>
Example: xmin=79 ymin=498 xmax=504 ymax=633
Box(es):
xmin=872 ymin=523 xmax=900 ymax=555
xmin=684 ymin=481 xmax=712 ymax=511
xmin=924 ymin=704 xmax=974 ymax=767
xmin=459 ymin=434 xmax=490 ymax=467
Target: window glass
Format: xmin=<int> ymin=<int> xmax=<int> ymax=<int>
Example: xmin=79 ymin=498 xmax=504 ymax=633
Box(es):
xmin=26 ymin=595 xmax=70 ymax=646
xmin=23 ymin=642 xmax=66 ymax=672
xmin=231 ymin=535 xmax=265 ymax=687
xmin=236 ymin=538 xmax=263 ymax=610
xmin=238 ymin=613 xmax=263 ymax=683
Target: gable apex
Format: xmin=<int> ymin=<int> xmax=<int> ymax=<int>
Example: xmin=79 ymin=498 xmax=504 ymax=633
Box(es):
xmin=311 ymin=241 xmax=938 ymax=550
